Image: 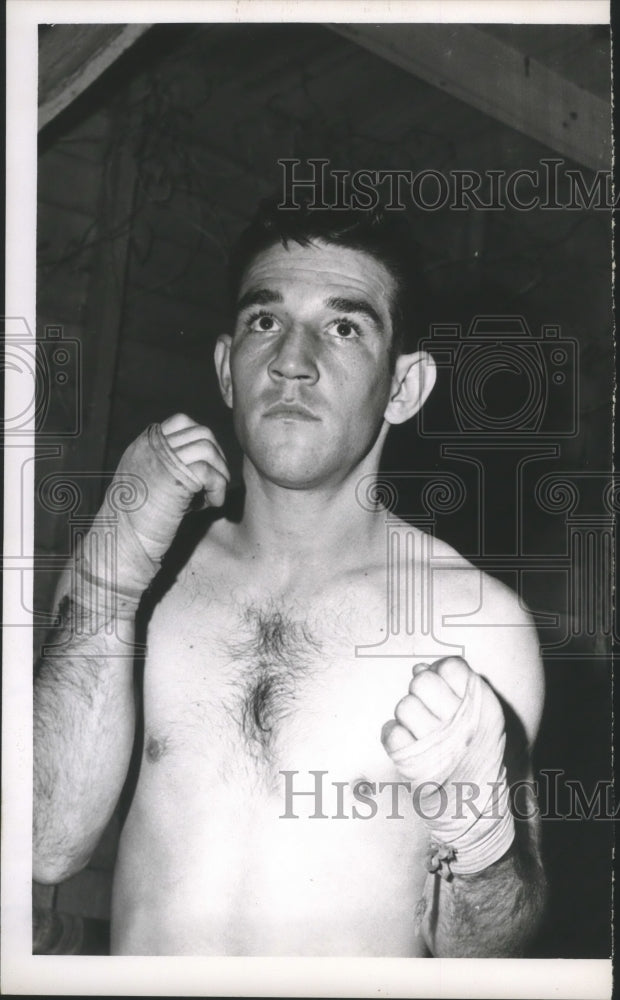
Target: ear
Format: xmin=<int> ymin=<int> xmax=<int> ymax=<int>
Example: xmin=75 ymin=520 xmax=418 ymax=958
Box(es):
xmin=214 ymin=334 xmax=233 ymax=408
xmin=384 ymin=351 xmax=436 ymax=425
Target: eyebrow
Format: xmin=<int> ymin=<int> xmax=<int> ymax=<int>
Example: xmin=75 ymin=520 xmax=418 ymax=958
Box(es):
xmin=236 ymin=288 xmax=283 ymax=312
xmin=325 ymin=296 xmax=384 ymax=330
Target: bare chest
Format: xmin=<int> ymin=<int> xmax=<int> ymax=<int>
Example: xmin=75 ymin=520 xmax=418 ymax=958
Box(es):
xmin=141 ymin=567 xmax=424 ymax=795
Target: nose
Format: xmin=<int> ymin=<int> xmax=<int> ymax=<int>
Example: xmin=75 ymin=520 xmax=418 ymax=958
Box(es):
xmin=268 ymin=324 xmax=319 ymax=384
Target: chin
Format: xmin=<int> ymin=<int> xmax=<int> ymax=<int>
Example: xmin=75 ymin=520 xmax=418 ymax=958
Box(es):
xmin=246 ymin=445 xmax=335 ymax=490
xmin=255 ymin=458 xmax=329 ymax=490
xmin=239 ymin=424 xmax=331 ymax=487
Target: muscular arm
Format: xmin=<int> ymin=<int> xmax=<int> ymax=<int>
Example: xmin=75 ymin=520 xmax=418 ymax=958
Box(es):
xmin=33 ymin=590 xmax=137 ymax=884
xmin=33 ymin=415 xmax=229 ymax=885
xmin=425 ymin=587 xmax=546 ymax=955
xmin=383 ymin=570 xmax=546 ymax=957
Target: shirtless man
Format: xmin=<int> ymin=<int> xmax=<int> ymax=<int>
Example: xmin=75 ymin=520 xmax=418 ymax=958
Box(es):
xmin=34 ymin=202 xmax=546 ymax=956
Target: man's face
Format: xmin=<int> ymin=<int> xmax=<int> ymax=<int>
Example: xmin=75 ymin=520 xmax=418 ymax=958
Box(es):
xmin=218 ymin=239 xmax=399 ymax=490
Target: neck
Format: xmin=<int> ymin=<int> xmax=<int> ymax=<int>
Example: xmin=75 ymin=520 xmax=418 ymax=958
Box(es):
xmin=236 ymin=454 xmax=388 ymax=576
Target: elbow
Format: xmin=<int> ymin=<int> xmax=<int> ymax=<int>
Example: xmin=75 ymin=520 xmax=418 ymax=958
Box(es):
xmin=33 ymin=847 xmax=92 ymax=886
xmin=33 ymin=808 xmax=101 ymax=885
xmin=32 ymin=864 xmax=61 ymax=887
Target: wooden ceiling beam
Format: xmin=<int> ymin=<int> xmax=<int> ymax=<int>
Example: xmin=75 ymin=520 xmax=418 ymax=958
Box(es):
xmin=38 ymin=23 xmax=153 ymax=131
xmin=331 ymin=23 xmax=610 ymax=172
xmin=39 ymin=21 xmax=610 ymax=171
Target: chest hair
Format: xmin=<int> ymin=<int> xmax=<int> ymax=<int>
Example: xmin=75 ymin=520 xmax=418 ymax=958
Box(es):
xmin=223 ymin=601 xmax=323 ymax=777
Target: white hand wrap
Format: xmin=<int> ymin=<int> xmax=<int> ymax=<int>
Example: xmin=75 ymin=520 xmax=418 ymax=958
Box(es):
xmin=389 ymin=671 xmax=514 ymax=875
xmin=72 ymin=423 xmax=203 ymax=622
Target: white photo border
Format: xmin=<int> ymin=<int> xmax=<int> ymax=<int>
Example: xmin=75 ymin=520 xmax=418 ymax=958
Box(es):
xmin=3 ymin=1 xmax=613 ymax=996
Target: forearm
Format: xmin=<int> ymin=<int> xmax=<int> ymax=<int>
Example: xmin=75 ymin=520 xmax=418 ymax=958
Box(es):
xmin=32 ymin=418 xmax=222 ymax=883
xmin=33 ymin=593 xmax=137 ymax=884
xmin=420 ymin=842 xmax=546 ymax=957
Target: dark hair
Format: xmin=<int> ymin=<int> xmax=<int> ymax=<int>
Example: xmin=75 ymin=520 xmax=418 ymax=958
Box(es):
xmin=228 ymin=197 xmax=427 ymax=361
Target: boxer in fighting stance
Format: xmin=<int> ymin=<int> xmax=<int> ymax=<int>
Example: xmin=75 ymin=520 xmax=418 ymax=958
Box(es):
xmin=34 ymin=203 xmax=545 ymax=956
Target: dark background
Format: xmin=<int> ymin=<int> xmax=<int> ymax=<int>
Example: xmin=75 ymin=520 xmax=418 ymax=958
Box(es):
xmin=33 ymin=22 xmax=613 ymax=957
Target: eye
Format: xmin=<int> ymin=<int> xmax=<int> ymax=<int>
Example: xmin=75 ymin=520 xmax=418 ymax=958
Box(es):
xmin=244 ymin=310 xmax=281 ymax=333
xmin=328 ymin=317 xmax=362 ymax=340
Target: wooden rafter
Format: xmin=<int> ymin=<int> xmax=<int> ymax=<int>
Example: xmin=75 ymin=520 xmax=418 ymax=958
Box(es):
xmin=38 ymin=21 xmax=610 ymax=170
xmin=38 ymin=23 xmax=153 ymax=131
xmin=331 ymin=23 xmax=610 ymax=172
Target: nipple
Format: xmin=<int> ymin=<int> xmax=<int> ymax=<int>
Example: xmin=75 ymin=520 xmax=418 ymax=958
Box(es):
xmin=145 ymin=735 xmax=169 ymax=763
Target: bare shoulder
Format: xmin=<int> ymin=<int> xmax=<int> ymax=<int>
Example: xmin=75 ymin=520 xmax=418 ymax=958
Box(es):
xmin=409 ymin=527 xmax=545 ymax=748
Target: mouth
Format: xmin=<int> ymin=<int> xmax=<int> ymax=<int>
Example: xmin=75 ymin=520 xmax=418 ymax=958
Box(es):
xmin=263 ymin=403 xmax=320 ymax=422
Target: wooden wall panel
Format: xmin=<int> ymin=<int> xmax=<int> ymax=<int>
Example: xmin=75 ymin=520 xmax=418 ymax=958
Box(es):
xmin=35 ymin=111 xmax=112 ymax=634
xmin=38 ymin=151 xmax=103 ymax=217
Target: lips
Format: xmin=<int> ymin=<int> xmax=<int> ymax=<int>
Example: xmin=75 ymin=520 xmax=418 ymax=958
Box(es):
xmin=263 ymin=402 xmax=320 ymax=421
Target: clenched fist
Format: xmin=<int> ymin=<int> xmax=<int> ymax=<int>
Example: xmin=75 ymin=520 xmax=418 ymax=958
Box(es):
xmin=382 ymin=657 xmax=470 ymax=751
xmin=381 ymin=657 xmax=514 ymax=876
xmin=159 ymin=413 xmax=230 ymax=510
